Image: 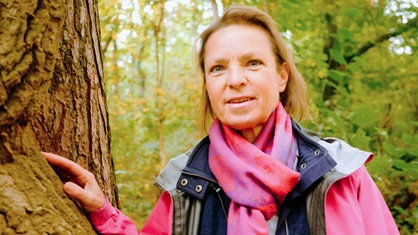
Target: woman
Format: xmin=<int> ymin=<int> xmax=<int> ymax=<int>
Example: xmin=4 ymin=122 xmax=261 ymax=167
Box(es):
xmin=44 ymin=5 xmax=399 ymax=235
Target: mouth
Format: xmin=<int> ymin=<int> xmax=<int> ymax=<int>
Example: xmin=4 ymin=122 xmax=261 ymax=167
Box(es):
xmin=226 ymin=97 xmax=254 ymax=104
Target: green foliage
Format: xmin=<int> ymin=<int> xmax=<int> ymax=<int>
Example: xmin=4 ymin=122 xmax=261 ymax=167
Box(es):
xmin=368 ymin=128 xmax=418 ymax=234
xmin=99 ymin=0 xmax=417 ymax=233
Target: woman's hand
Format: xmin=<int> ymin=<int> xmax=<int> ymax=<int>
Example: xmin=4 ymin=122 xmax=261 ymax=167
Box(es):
xmin=42 ymin=152 xmax=105 ymax=212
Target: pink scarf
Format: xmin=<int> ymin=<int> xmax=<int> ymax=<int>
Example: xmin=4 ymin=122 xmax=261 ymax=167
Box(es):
xmin=208 ymin=103 xmax=300 ymax=235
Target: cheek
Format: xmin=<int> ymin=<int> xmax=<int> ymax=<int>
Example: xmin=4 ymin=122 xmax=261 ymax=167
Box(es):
xmin=205 ymin=78 xmax=223 ymax=96
xmin=205 ymin=83 xmax=220 ymax=107
xmin=263 ymin=83 xmax=281 ymax=106
xmin=206 ymin=88 xmax=226 ymax=121
xmin=205 ymin=83 xmax=214 ymax=100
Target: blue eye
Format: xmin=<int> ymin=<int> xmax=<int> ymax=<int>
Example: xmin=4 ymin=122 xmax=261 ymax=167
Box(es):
xmin=211 ymin=65 xmax=224 ymax=73
xmin=248 ymin=60 xmax=261 ymax=66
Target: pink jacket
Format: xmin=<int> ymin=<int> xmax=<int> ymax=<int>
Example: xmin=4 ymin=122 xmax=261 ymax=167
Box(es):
xmin=89 ymin=165 xmax=398 ymax=235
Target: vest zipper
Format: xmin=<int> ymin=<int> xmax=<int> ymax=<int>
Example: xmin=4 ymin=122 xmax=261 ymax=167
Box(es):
xmin=212 ymin=185 xmax=228 ymax=219
xmin=285 ymin=218 xmax=289 ymax=235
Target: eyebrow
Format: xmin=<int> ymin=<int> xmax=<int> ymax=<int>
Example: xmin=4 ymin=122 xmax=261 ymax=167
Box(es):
xmin=240 ymin=51 xmax=264 ymax=60
xmin=207 ymin=57 xmax=228 ymax=65
xmin=207 ymin=50 xmax=265 ymax=63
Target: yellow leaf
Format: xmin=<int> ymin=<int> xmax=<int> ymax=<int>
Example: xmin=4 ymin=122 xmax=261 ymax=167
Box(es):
xmin=318 ymin=70 xmax=327 ymax=78
xmin=153 ymin=87 xmax=166 ymax=96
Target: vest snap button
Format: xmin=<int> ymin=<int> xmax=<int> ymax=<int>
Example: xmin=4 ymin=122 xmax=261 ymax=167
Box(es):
xmin=181 ymin=179 xmax=188 ymax=186
xmin=300 ymin=163 xmax=307 ymax=170
xmin=314 ymin=149 xmax=320 ymax=156
xmin=195 ymin=185 xmax=202 ymax=193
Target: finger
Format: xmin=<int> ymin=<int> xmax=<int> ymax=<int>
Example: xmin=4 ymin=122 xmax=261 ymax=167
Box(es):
xmin=42 ymin=152 xmax=73 ymax=181
xmin=42 ymin=152 xmax=91 ymax=186
xmin=43 ymin=152 xmax=78 ymax=169
xmin=64 ymin=182 xmax=104 ymax=212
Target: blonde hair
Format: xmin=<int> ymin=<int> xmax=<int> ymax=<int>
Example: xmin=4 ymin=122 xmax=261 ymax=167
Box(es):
xmin=197 ymin=5 xmax=309 ymax=133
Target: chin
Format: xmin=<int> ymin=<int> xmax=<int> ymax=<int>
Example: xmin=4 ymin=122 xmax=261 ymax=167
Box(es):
xmin=217 ymin=112 xmax=266 ymax=130
xmin=225 ymin=121 xmax=260 ymax=131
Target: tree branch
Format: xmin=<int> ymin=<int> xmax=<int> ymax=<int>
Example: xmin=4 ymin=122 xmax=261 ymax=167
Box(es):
xmin=346 ymin=17 xmax=417 ymax=63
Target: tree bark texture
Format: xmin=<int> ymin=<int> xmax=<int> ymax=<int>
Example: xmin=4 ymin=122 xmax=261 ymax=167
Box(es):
xmin=0 ymin=0 xmax=117 ymax=234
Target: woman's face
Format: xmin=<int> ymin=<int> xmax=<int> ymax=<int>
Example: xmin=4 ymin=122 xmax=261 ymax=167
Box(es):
xmin=204 ymin=24 xmax=288 ymax=140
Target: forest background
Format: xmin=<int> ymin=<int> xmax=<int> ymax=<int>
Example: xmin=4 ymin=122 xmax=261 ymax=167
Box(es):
xmin=98 ymin=0 xmax=417 ymax=233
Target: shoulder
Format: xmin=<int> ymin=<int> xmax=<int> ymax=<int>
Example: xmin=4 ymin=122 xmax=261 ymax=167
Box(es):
xmin=295 ymin=123 xmax=373 ymax=176
xmin=155 ymin=147 xmax=193 ymax=191
xmin=317 ymin=137 xmax=373 ymax=175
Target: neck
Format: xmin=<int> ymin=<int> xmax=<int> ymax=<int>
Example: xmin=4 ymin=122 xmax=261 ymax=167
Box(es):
xmin=240 ymin=126 xmax=263 ymax=143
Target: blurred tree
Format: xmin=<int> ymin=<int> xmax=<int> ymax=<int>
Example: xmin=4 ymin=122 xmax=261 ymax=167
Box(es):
xmin=151 ymin=0 xmax=168 ymax=167
xmin=0 ymin=0 xmax=117 ymax=233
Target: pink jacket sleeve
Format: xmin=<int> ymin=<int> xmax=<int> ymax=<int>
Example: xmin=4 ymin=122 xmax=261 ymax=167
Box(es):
xmin=325 ymin=166 xmax=399 ymax=235
xmin=88 ymin=192 xmax=173 ymax=235
xmin=88 ymin=196 xmax=139 ymax=235
xmin=140 ymin=191 xmax=173 ymax=235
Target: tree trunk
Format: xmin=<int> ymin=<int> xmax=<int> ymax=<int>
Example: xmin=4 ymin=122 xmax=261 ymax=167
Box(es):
xmin=321 ymin=0 xmax=339 ymax=104
xmin=153 ymin=1 xmax=167 ymax=167
xmin=210 ymin=0 xmax=219 ymax=21
xmin=0 ymin=0 xmax=117 ymax=234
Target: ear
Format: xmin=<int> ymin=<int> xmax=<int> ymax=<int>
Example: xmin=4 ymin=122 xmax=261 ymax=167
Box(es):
xmin=278 ymin=62 xmax=289 ymax=92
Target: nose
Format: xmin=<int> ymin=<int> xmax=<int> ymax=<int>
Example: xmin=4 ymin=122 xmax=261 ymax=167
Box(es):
xmin=226 ymin=65 xmax=247 ymax=88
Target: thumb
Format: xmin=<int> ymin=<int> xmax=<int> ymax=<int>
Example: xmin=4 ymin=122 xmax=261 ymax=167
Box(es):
xmin=63 ymin=181 xmax=104 ymax=212
xmin=63 ymin=181 xmax=86 ymax=201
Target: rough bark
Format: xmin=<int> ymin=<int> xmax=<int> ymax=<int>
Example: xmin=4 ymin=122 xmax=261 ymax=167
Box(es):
xmin=0 ymin=0 xmax=117 ymax=233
